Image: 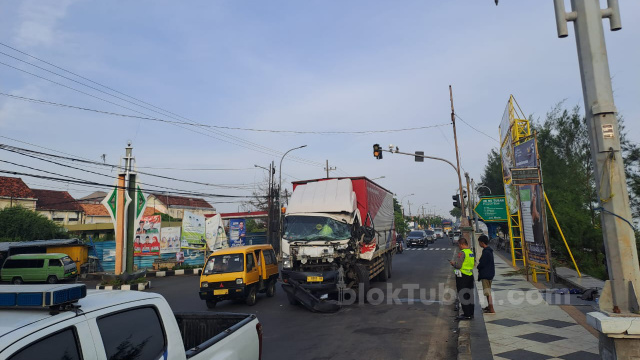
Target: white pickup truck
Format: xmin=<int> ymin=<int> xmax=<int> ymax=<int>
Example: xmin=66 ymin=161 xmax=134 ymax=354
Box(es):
xmin=0 ymin=284 xmax=262 ymax=360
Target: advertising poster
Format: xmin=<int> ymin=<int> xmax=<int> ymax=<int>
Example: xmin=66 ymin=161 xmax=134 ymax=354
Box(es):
xmin=160 ymin=226 xmax=181 ymax=254
xmin=229 ymin=218 xmax=246 ymax=247
xmin=176 ymin=251 xmax=185 ymax=263
xmin=514 ymin=138 xmax=537 ymax=168
xmin=134 ymin=215 xmax=161 ymax=257
xmin=181 ymin=210 xmax=206 ymax=249
xmin=205 ymin=214 xmax=229 ymax=251
xmin=519 ymin=184 xmax=550 ymax=267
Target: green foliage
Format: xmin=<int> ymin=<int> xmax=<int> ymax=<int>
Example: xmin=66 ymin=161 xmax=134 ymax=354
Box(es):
xmin=245 ymin=218 xmax=266 ymax=233
xmin=480 ymin=148 xmax=505 ymax=196
xmin=450 ymin=207 xmax=462 ymax=218
xmin=0 ymin=206 xmax=68 ymax=242
xmin=156 ymin=212 xmax=180 ymax=223
xmin=393 ymin=198 xmax=409 ymax=235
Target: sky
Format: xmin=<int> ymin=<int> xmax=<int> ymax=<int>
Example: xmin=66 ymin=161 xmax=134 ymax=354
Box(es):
xmin=0 ymin=1 xmax=638 ymax=217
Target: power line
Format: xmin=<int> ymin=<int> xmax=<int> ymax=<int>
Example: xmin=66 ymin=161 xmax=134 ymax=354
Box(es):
xmin=455 ymin=114 xmax=499 ymax=142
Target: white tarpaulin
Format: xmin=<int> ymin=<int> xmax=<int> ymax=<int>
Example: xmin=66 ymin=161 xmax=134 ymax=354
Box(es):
xmin=205 ymin=214 xmax=228 ymax=250
xmin=286 ymin=179 xmax=357 ymax=215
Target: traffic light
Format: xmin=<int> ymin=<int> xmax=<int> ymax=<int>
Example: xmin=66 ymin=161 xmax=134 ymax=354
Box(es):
xmin=373 ymin=144 xmax=383 ymax=159
xmin=452 ymin=194 xmax=461 ymax=208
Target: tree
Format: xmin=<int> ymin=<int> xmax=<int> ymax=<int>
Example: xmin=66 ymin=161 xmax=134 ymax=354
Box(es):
xmin=480 ymin=148 xmax=505 ymax=196
xmin=393 ymin=198 xmax=409 ymax=235
xmin=450 ymin=207 xmax=462 ymax=219
xmin=0 ymin=206 xmax=69 ymax=242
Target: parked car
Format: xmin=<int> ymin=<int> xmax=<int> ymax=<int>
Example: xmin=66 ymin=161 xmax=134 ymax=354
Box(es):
xmin=425 ymin=230 xmax=436 ymax=244
xmin=434 ymin=228 xmax=444 ymax=239
xmin=199 ymin=244 xmax=279 ymax=308
xmin=0 ymin=284 xmax=262 ymax=359
xmin=1 ymin=253 xmax=77 ymax=284
xmin=406 ymin=230 xmax=428 ymax=247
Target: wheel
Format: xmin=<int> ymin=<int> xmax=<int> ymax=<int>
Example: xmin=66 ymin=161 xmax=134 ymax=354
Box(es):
xmin=266 ymin=279 xmax=276 ymax=297
xmin=387 ymin=254 xmax=393 ymax=279
xmin=206 ymin=300 xmax=217 ymax=309
xmin=245 ymin=286 xmax=257 ymax=306
xmin=353 ymin=264 xmax=370 ymax=301
xmin=378 ymin=256 xmax=389 ymax=282
xmin=47 ymin=275 xmax=58 ymax=284
xmin=11 ymin=277 xmax=23 ymax=285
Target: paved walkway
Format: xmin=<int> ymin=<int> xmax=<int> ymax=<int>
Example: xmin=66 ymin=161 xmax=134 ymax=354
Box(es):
xmin=476 ymin=254 xmax=600 ymax=360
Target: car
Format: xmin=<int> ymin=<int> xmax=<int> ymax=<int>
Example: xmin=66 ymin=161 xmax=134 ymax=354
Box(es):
xmin=434 ymin=228 xmax=444 ymax=239
xmin=406 ymin=230 xmax=428 ymax=247
xmin=424 ymin=229 xmax=436 ymax=244
xmin=447 ymin=230 xmax=454 ymax=238
xmin=1 ymin=253 xmax=77 ymax=284
xmin=452 ymin=230 xmax=462 ymax=245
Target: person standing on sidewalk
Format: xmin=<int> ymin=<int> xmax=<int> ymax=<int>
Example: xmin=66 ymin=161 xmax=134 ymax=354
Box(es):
xmin=477 ymin=235 xmax=495 ymax=314
xmin=450 ymin=237 xmax=475 ymax=320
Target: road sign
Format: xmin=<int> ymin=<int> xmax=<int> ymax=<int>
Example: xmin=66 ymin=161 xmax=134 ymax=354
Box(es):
xmin=474 ymin=197 xmax=508 ymax=222
xmin=511 ymin=167 xmax=540 ymax=185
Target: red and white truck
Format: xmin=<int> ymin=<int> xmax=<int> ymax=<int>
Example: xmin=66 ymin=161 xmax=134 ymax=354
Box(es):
xmin=280 ymin=177 xmax=396 ymax=311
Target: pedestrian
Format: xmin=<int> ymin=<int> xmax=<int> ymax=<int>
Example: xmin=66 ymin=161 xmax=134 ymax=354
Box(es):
xmin=477 ymin=235 xmax=495 ymax=314
xmin=450 ymin=237 xmax=475 ymax=320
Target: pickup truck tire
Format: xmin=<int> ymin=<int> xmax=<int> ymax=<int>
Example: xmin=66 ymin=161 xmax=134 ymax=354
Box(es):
xmin=246 ymin=286 xmax=257 ymax=306
xmin=11 ymin=277 xmax=23 ymax=284
xmin=47 ymin=275 xmax=58 ymax=284
xmin=387 ymin=254 xmax=392 ymax=279
xmin=378 ymin=256 xmax=389 ymax=282
xmin=266 ymin=279 xmax=276 ymax=297
xmin=205 ymin=300 xmax=217 ymax=309
xmin=354 ymin=264 xmax=370 ymax=302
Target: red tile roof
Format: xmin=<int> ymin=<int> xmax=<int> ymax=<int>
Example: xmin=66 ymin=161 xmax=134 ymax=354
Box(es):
xmin=151 ymin=193 xmax=214 ymax=209
xmin=32 ymin=189 xmax=83 ymax=212
xmin=143 ymin=207 xmax=162 ymax=216
xmin=80 ymin=204 xmax=110 ymax=217
xmin=0 ymin=176 xmax=36 ymax=199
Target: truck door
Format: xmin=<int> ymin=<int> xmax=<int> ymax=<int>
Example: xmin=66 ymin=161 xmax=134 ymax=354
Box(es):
xmin=245 ymin=253 xmax=260 ymax=286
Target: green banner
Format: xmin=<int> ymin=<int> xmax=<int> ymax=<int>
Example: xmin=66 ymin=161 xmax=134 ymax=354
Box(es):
xmin=474 ymin=197 xmax=508 ymax=222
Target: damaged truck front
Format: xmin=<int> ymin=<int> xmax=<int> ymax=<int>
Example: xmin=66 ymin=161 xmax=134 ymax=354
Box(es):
xmin=280 ymin=177 xmax=396 ymax=311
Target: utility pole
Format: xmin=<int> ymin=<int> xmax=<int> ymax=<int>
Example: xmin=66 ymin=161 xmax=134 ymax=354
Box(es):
xmin=554 ymin=0 xmax=640 ymax=356
xmin=324 ymin=160 xmax=336 ymax=178
xmin=450 ymin=86 xmax=467 ymax=222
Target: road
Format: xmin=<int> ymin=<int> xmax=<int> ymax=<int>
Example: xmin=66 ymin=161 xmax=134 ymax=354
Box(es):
xmin=146 ymin=236 xmax=459 ymax=360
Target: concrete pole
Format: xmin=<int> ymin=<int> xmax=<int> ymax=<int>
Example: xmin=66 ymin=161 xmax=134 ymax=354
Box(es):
xmin=450 ymin=86 xmax=467 ymax=222
xmin=278 ymin=145 xmax=306 ymax=256
xmin=554 ymin=0 xmax=640 ymax=357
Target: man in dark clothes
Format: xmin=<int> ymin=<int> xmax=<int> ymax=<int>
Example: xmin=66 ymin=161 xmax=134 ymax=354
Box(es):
xmin=477 ymin=235 xmax=496 ymax=314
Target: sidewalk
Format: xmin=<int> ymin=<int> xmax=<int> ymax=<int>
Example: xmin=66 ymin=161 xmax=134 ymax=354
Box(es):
xmin=476 ymin=254 xmax=600 ymax=359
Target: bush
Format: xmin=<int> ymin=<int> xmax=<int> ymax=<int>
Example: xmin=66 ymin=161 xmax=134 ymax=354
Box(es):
xmin=0 ymin=206 xmax=68 ymax=241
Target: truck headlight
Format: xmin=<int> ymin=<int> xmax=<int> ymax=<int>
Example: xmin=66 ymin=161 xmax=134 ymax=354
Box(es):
xmin=201 ymin=282 xmax=209 ymax=288
xmin=236 ymin=278 xmax=243 ymax=285
xmin=283 ymin=258 xmax=292 ymax=269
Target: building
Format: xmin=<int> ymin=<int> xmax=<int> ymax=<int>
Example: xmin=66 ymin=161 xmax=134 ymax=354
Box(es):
xmin=147 ymin=193 xmax=216 ymax=219
xmin=32 ymin=189 xmax=84 ymax=225
xmin=0 ymin=176 xmax=37 ymax=210
xmin=77 ymin=191 xmax=108 ymax=204
xmin=80 ymin=204 xmax=111 ymax=224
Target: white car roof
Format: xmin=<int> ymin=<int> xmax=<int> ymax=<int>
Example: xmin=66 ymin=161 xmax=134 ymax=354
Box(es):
xmin=0 ymin=288 xmax=162 ymax=339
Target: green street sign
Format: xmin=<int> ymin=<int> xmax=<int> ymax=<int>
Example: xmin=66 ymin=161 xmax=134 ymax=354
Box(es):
xmin=474 ymin=197 xmax=507 ymax=222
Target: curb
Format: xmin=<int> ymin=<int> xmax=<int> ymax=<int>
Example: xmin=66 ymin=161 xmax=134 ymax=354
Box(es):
xmin=457 ymin=320 xmax=472 ymax=360
xmin=96 ymin=281 xmax=151 ymax=291
xmin=147 ymin=268 xmax=202 ymax=277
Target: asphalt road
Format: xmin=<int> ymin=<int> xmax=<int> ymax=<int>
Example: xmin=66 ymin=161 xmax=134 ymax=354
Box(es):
xmin=145 ymin=237 xmax=459 ymax=360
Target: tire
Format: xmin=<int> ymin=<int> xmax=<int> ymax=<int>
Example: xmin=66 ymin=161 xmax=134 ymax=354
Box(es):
xmin=353 ymin=264 xmax=370 ymax=301
xmin=47 ymin=275 xmax=58 ymax=284
xmin=387 ymin=254 xmax=393 ymax=279
xmin=378 ymin=256 xmax=389 ymax=282
xmin=206 ymin=300 xmax=217 ymax=309
xmin=245 ymin=286 xmax=257 ymax=306
xmin=12 ymin=277 xmax=23 ymax=285
xmin=266 ymin=279 xmax=276 ymax=297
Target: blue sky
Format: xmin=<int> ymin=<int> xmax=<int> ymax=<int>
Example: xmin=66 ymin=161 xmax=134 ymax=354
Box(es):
xmin=0 ymin=1 xmax=638 ymax=215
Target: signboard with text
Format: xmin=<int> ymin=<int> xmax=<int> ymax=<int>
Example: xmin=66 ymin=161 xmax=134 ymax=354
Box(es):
xmin=474 ymin=197 xmax=508 ymax=222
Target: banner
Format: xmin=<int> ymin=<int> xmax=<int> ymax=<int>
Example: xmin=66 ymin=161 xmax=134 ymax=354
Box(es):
xmin=229 ymin=218 xmax=246 ymax=247
xmin=519 ymin=184 xmax=550 ymax=267
xmin=160 ymin=226 xmax=181 ymax=254
xmin=181 ymin=210 xmax=206 ymax=249
xmin=134 ymin=215 xmax=161 ymax=256
xmin=205 ymin=214 xmax=228 ymax=251
xmin=514 ymin=138 xmax=537 ymax=168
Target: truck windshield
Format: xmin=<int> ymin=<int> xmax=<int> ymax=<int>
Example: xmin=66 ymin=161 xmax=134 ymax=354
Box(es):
xmin=204 ymin=254 xmax=245 ymax=274
xmin=283 ymin=216 xmax=351 ymax=241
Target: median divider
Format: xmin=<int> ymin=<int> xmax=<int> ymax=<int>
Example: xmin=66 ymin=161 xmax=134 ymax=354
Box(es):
xmin=147 ymin=268 xmax=202 ymax=278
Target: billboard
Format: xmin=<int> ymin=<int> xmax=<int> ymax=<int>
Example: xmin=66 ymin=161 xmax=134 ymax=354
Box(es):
xmin=229 ymin=218 xmax=246 ymax=247
xmin=181 ymin=210 xmax=206 ymax=249
xmin=205 ymin=214 xmax=229 ymax=251
xmin=160 ymin=226 xmax=181 ymax=254
xmin=519 ymin=184 xmax=550 ymax=267
xmin=134 ymin=215 xmax=161 ymax=257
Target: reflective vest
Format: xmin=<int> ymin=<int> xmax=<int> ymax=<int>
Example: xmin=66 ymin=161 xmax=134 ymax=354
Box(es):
xmin=460 ymin=248 xmax=475 ymax=276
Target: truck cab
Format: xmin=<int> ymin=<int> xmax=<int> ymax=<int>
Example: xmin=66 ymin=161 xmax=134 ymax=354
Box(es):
xmin=199 ymin=245 xmax=279 ymax=308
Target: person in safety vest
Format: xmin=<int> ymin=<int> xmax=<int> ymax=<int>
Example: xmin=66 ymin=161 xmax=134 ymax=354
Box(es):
xmin=450 ymin=237 xmax=475 ymax=320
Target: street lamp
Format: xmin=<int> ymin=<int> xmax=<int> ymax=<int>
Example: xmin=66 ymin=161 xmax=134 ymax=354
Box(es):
xmin=371 ymin=176 xmax=385 ymax=181
xmin=278 ymin=145 xmax=307 ymax=254
xmin=400 ymin=193 xmax=414 ymax=217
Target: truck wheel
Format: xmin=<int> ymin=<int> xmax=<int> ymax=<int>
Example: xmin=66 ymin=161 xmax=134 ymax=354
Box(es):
xmin=246 ymin=286 xmax=257 ymax=306
xmin=378 ymin=256 xmax=389 ymax=282
xmin=47 ymin=275 xmax=58 ymax=284
xmin=205 ymin=300 xmax=217 ymax=309
xmin=12 ymin=277 xmax=23 ymax=285
xmin=387 ymin=254 xmax=392 ymax=279
xmin=266 ymin=279 xmax=276 ymax=297
xmin=353 ymin=264 xmax=370 ymax=301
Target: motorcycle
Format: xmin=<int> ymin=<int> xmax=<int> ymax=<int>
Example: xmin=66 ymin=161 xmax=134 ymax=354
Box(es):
xmin=396 ymin=237 xmax=404 ymax=254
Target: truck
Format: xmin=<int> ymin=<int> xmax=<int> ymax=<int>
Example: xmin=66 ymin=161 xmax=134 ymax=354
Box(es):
xmin=280 ymin=177 xmax=395 ymax=311
xmin=0 ymin=284 xmax=262 ymax=360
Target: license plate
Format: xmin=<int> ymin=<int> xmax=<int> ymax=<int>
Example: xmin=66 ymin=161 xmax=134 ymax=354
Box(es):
xmin=214 ymin=289 xmax=229 ymax=295
xmin=307 ymin=276 xmax=323 ymax=282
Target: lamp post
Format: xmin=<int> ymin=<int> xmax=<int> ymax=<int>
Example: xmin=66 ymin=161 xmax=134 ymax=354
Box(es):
xmin=400 ymin=193 xmax=414 ymax=217
xmin=371 ymin=176 xmax=386 ymax=181
xmin=278 ymin=145 xmax=307 ymax=255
